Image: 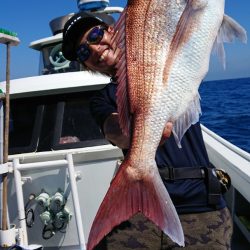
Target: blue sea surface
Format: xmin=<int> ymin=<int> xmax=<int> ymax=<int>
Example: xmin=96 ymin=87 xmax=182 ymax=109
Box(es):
xmin=199 ymin=77 xmax=250 ymax=153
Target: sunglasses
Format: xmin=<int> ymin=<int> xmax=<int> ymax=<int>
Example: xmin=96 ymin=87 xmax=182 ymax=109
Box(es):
xmin=76 ymin=25 xmax=107 ymax=63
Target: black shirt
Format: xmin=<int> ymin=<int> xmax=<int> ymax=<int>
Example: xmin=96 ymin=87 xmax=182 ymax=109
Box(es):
xmin=90 ymin=82 xmax=225 ymax=214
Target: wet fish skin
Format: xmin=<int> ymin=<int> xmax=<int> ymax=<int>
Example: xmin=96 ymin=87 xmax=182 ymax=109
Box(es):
xmin=87 ymin=0 xmax=246 ymax=249
xmin=125 ymin=0 xmax=226 ymax=145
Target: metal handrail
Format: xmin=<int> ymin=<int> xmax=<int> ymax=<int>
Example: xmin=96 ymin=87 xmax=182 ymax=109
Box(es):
xmin=201 ymin=124 xmax=250 ymax=161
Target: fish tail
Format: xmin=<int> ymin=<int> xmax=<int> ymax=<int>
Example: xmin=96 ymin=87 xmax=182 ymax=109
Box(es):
xmin=87 ymin=163 xmax=185 ymax=250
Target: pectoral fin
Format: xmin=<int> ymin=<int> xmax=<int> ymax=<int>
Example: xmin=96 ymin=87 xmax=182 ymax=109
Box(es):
xmin=172 ymin=94 xmax=201 ymax=148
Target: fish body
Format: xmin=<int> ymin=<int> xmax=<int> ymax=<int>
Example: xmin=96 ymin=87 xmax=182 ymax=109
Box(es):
xmin=87 ymin=1 xmax=246 ymax=249
xmin=125 ymin=0 xmax=224 ymax=146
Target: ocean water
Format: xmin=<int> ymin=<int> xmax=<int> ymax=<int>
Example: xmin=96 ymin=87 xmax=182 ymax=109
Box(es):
xmin=199 ymin=77 xmax=250 ymax=153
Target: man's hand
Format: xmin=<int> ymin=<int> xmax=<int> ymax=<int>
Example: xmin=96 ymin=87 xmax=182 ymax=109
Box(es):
xmin=103 ymin=113 xmax=130 ymax=149
xmin=159 ymin=122 xmax=173 ymax=145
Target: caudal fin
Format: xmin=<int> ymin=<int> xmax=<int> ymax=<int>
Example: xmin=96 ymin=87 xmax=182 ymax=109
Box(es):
xmin=87 ymin=164 xmax=185 ymax=250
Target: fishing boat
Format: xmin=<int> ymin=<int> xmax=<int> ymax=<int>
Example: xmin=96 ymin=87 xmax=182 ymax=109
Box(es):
xmin=0 ymin=1 xmax=249 ymax=249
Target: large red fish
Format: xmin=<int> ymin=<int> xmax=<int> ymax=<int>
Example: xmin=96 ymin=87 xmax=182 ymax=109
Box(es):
xmin=87 ymin=0 xmax=246 ymax=249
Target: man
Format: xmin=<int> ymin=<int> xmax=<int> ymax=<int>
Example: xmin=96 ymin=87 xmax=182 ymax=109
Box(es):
xmin=62 ymin=11 xmax=232 ymax=250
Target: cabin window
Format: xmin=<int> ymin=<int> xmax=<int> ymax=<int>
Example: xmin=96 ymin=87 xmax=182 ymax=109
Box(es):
xmin=9 ymin=100 xmax=44 ymax=154
xmin=8 ymin=90 xmax=109 ymax=154
xmin=51 ymin=91 xmax=108 ymax=150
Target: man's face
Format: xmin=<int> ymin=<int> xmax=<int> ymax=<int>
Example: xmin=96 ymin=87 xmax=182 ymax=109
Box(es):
xmin=77 ymin=25 xmax=120 ymax=75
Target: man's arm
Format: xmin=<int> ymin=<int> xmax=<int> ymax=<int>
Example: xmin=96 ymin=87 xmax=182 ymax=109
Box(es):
xmin=103 ymin=113 xmax=130 ymax=149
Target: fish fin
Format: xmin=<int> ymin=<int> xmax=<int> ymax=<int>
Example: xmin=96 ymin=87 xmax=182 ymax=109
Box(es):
xmin=87 ymin=163 xmax=185 ymax=250
xmin=213 ymin=14 xmax=247 ymax=69
xmin=115 ymin=8 xmax=131 ymax=137
xmin=173 ymin=95 xmax=201 ymax=148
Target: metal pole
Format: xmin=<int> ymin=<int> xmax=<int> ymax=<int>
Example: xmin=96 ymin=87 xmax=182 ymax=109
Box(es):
xmin=0 ymin=101 xmax=3 ymax=228
xmin=13 ymin=158 xmax=28 ymax=245
xmin=15 ymin=160 xmax=68 ymax=171
xmin=2 ymin=42 xmax=10 ymax=230
xmin=66 ymin=154 xmax=86 ymax=250
xmin=0 ymin=101 xmax=3 ymax=164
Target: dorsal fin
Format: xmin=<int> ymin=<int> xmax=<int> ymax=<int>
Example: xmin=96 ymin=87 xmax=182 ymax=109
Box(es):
xmin=114 ymin=9 xmax=131 ymax=137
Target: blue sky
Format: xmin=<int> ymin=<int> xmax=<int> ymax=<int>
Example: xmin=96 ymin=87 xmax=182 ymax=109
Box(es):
xmin=0 ymin=0 xmax=249 ymax=82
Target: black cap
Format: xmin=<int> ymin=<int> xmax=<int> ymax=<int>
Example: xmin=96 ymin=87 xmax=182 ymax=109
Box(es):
xmin=62 ymin=11 xmax=115 ymax=61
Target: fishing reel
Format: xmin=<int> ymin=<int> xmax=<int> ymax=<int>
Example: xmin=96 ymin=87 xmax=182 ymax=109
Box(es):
xmin=215 ymin=169 xmax=231 ymax=193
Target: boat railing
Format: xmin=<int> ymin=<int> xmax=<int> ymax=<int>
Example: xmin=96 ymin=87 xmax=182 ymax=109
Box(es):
xmin=201 ymin=124 xmax=250 ymax=247
xmin=12 ymin=153 xmax=86 ymax=249
xmin=201 ymin=124 xmax=250 ymax=202
xmin=201 ymin=124 xmax=250 ymax=161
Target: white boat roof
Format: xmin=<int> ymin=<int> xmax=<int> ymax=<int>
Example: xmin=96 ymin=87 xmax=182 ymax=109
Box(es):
xmin=0 ymin=71 xmax=110 ymax=98
xmin=29 ymin=33 xmax=62 ymax=50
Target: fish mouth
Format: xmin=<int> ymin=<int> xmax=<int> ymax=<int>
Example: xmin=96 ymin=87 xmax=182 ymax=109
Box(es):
xmin=99 ymin=48 xmax=110 ymax=62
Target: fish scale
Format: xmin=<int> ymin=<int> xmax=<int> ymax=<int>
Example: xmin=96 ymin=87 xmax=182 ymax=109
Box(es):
xmin=164 ymin=2 xmax=225 ymax=139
